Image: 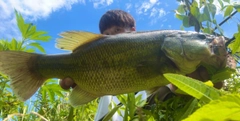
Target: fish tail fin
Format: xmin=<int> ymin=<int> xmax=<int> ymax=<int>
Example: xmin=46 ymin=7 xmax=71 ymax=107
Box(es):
xmin=0 ymin=51 xmax=45 ymax=101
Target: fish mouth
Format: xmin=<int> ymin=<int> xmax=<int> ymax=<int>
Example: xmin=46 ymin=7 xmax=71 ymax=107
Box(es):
xmin=209 ymin=36 xmax=227 ymax=56
xmin=203 ymin=36 xmax=228 ymax=68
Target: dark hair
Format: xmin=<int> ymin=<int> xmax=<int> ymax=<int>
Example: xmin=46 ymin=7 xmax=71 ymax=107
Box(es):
xmin=99 ymin=10 xmax=136 ymax=34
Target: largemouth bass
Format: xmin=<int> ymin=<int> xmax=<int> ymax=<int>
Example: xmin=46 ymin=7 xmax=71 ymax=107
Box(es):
xmin=0 ymin=30 xmax=228 ymax=106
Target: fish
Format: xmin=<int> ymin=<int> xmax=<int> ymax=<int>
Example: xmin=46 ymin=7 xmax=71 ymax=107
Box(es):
xmin=0 ymin=30 xmax=228 ymax=107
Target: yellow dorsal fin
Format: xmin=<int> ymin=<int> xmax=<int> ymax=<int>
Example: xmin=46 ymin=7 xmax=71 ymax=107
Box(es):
xmin=56 ymin=31 xmax=104 ymax=51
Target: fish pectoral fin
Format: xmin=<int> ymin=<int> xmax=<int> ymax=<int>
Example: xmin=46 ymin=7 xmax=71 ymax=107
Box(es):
xmin=69 ymin=86 xmax=99 ymax=107
xmin=56 ymin=31 xmax=104 ymax=51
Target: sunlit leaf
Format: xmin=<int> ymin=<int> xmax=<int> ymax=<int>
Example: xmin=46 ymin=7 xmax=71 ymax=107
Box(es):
xmin=176 ymin=4 xmax=186 ymax=14
xmin=29 ymin=31 xmax=51 ymax=41
xmin=192 ymin=1 xmax=198 ymax=7
xmin=175 ymin=13 xmax=185 ymax=20
xmin=117 ymin=94 xmax=127 ymax=106
xmin=26 ymin=25 xmax=36 ymax=37
xmin=10 ymin=38 xmax=17 ymax=50
xmin=183 ymin=94 xmax=240 ymax=121
xmin=229 ymin=32 xmax=240 ymax=54
xmin=164 ymin=73 xmax=221 ymax=102
xmin=102 ymin=105 xmax=122 ymax=121
xmin=127 ymin=93 xmax=135 ymax=118
xmin=15 ymin=10 xmax=25 ymax=36
xmin=28 ymin=42 xmax=46 ymax=53
xmin=190 ymin=6 xmax=200 ymax=19
xmin=224 ymin=5 xmax=233 ymax=17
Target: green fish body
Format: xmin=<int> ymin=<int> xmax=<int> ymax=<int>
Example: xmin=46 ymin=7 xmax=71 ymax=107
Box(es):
xmin=0 ymin=30 xmax=228 ymax=106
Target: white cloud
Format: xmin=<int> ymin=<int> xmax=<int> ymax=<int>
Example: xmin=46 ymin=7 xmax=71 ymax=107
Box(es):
xmin=0 ymin=0 xmax=85 ymax=40
xmin=91 ymin=0 xmax=113 ymax=9
xmin=125 ymin=3 xmax=132 ymax=12
xmin=135 ymin=0 xmax=167 ymax=25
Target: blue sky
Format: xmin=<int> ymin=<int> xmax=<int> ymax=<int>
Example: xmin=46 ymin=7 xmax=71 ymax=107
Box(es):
xmin=0 ymin=0 xmax=239 ymax=54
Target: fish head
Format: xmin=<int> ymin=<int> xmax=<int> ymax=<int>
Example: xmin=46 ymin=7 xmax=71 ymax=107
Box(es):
xmin=202 ymin=36 xmax=228 ymax=68
xmin=161 ymin=31 xmax=228 ymax=74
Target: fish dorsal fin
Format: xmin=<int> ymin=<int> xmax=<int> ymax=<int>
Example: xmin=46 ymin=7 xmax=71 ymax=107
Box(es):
xmin=56 ymin=31 xmax=104 ymax=51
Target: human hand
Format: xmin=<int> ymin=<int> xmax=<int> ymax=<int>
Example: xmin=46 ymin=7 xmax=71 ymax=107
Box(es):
xmin=59 ymin=77 xmax=76 ymax=90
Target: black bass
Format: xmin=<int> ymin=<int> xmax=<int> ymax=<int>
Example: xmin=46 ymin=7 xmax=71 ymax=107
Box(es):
xmin=0 ymin=30 xmax=228 ymax=106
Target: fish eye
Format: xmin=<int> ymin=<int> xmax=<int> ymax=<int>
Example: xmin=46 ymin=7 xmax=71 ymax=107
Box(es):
xmin=198 ymin=34 xmax=206 ymax=39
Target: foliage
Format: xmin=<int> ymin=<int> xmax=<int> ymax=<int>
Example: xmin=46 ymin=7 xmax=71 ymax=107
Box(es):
xmin=1 ymin=0 xmax=240 ymax=121
xmin=0 ymin=11 xmax=98 ymax=121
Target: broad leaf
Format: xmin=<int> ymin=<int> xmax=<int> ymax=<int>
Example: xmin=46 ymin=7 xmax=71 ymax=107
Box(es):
xmin=224 ymin=5 xmax=233 ymax=17
xmin=102 ymin=105 xmax=122 ymax=121
xmin=183 ymin=16 xmax=190 ymax=27
xmin=229 ymin=32 xmax=240 ymax=54
xmin=203 ymin=6 xmax=211 ymax=21
xmin=29 ymin=31 xmax=51 ymax=41
xmin=211 ymin=68 xmax=235 ymax=83
xmin=28 ymin=42 xmax=46 ymax=53
xmin=208 ymin=4 xmax=217 ymax=18
xmin=164 ymin=73 xmax=221 ymax=102
xmin=190 ymin=6 xmax=200 ymax=19
xmin=218 ymin=0 xmax=224 ymax=9
xmin=183 ymin=94 xmax=240 ymax=121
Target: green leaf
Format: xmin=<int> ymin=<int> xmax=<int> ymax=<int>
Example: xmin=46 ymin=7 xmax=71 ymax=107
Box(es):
xmin=202 ymin=27 xmax=212 ymax=34
xmin=102 ymin=105 xmax=122 ymax=121
xmin=10 ymin=38 xmax=17 ymax=50
xmin=15 ymin=10 xmax=25 ymax=36
xmin=175 ymin=14 xmax=185 ymax=20
xmin=117 ymin=94 xmax=127 ymax=106
xmin=29 ymin=31 xmax=51 ymax=41
xmin=224 ymin=5 xmax=233 ymax=17
xmin=163 ymin=73 xmax=221 ymax=102
xmin=26 ymin=25 xmax=36 ymax=38
xmin=218 ymin=0 xmax=224 ymax=9
xmin=127 ymin=93 xmax=135 ymax=119
xmin=208 ymin=4 xmax=217 ymax=18
xmin=203 ymin=6 xmax=211 ymax=21
xmin=183 ymin=94 xmax=240 ymax=121
xmin=234 ymin=3 xmax=240 ymax=12
xmin=183 ymin=16 xmax=190 ymax=27
xmin=192 ymin=1 xmax=198 ymax=7
xmin=229 ymin=32 xmax=240 ymax=54
xmin=28 ymin=42 xmax=46 ymax=53
xmin=190 ymin=6 xmax=200 ymax=19
xmin=223 ymin=0 xmax=230 ymax=3
xmin=176 ymin=4 xmax=186 ymax=14
xmin=175 ymin=98 xmax=198 ymax=120
xmin=211 ymin=68 xmax=235 ymax=83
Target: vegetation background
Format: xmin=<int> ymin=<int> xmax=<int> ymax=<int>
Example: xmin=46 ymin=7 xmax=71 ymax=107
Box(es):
xmin=0 ymin=0 xmax=240 ymax=121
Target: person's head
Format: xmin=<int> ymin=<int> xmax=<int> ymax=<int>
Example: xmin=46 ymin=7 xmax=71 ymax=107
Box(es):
xmin=99 ymin=9 xmax=136 ymax=35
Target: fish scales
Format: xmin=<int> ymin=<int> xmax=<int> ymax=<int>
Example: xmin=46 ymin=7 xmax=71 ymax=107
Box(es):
xmin=37 ymin=31 xmax=170 ymax=95
xmin=0 ymin=30 xmax=228 ymax=106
